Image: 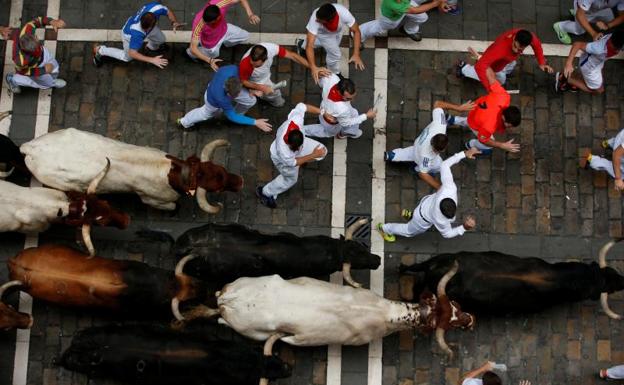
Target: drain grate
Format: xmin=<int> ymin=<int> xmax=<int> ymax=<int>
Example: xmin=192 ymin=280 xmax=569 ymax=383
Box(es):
xmin=345 ymin=214 xmax=371 ymax=248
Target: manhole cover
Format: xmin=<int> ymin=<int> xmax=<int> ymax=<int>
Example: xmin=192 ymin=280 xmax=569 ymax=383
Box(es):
xmin=345 ymin=214 xmax=371 ymax=247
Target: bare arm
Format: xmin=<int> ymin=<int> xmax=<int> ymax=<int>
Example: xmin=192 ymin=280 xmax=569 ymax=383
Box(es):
xmin=242 ymin=79 xmax=272 ymax=93
xmin=128 ymin=49 xmax=167 ymax=68
xmin=613 ymin=146 xmax=624 ymax=190
xmin=295 ymin=145 xmax=327 ymax=166
xmin=189 ymin=36 xmax=220 ymax=70
xmin=305 ymin=104 xmax=321 ymax=115
xmin=306 ymin=32 xmax=322 ymax=83
xmin=407 ymin=0 xmax=441 ymax=14
xmin=576 ymin=8 xmax=601 ymax=40
xmin=564 ymin=41 xmax=587 ymax=77
xmin=602 ymin=10 xmax=624 ymax=29
xmin=483 ymin=137 xmax=520 ymax=152
xmin=485 ymin=67 xmax=497 ymax=90
xmin=459 ymin=362 xmax=493 ymax=385
xmin=239 ymin=0 xmax=260 ymax=24
xmin=433 ymin=100 xmax=475 ymax=113
xmin=284 ymin=48 xmax=310 ymax=68
xmin=348 ymin=23 xmax=364 ymax=70
xmin=418 ymin=172 xmax=441 ymax=190
xmin=166 ymin=8 xmax=182 ymax=30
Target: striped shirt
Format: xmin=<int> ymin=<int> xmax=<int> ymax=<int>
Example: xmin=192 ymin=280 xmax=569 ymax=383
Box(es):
xmin=192 ymin=0 xmax=236 ymax=49
xmin=11 ymin=16 xmax=53 ymax=77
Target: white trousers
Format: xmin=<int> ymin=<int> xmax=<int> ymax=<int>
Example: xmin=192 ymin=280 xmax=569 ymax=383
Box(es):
xmin=304 ymin=115 xmax=362 ymax=138
xmin=12 ymin=47 xmax=59 ymax=89
xmin=303 ymin=33 xmax=342 ymax=74
xmin=245 ymin=79 xmax=285 ymax=108
xmin=589 ymin=155 xmax=624 ymax=179
xmin=179 ymin=88 xmax=256 ymax=128
xmin=186 ymin=23 xmax=249 ymax=59
xmin=452 ymin=116 xmax=494 ymax=150
xmin=390 ymin=145 xmax=442 ymax=173
xmin=360 ymin=5 xmax=428 ymax=41
xmin=607 ymin=365 xmax=624 ymax=379
xmin=99 ymin=26 xmax=166 ymax=62
xmin=560 ymin=8 xmax=614 ymax=35
xmin=382 ymin=204 xmax=432 ymax=238
xmin=263 ymin=139 xmax=327 ymax=199
xmin=461 ymin=61 xmax=517 ymax=85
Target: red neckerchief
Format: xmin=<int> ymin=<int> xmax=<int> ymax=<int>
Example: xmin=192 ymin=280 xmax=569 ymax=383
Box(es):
xmin=327 ymin=84 xmax=345 ymax=102
xmin=606 ymin=39 xmax=619 ymax=58
xmin=321 ymin=13 xmax=340 ymax=32
xmin=283 ymin=121 xmax=300 ymax=144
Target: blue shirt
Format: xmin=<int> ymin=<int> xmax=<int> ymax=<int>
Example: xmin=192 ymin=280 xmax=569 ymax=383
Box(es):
xmin=205 ymin=65 xmax=256 ymax=126
xmin=122 ymin=2 xmax=169 ymax=50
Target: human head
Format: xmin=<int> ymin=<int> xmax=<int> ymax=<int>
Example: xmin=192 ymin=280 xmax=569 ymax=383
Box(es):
xmin=203 ymin=5 xmax=221 ymax=23
xmin=512 ymin=29 xmax=532 ymax=54
xmin=609 ymin=29 xmax=624 ymax=50
xmin=482 ymin=371 xmax=502 ymax=385
xmin=249 ymin=45 xmax=269 ymax=68
xmin=430 ymin=134 xmax=448 ymax=153
xmin=225 ymin=77 xmax=242 ymax=98
xmin=316 ymin=3 xmax=337 ymax=23
xmin=18 ymin=34 xmax=42 ymax=57
xmin=286 ymin=130 xmax=304 ymax=152
xmin=140 ymin=12 xmax=157 ymax=30
xmin=439 ymin=198 xmax=456 ymax=219
xmin=337 ymin=77 xmax=357 ymax=101
xmin=502 ymin=106 xmax=521 ymax=128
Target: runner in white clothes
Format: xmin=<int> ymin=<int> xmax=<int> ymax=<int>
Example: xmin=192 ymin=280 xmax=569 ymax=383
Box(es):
xmin=297 ymin=3 xmax=365 ymax=83
xmin=600 ymin=365 xmax=624 ymax=380
xmin=238 ymin=43 xmax=315 ymax=108
xmin=256 ymin=103 xmax=328 ymax=208
xmin=304 ymin=73 xmax=377 ymax=139
xmin=553 ymin=0 xmax=624 ymax=44
xmin=580 ymin=128 xmax=624 ymax=191
xmin=384 ymin=100 xmax=474 ymax=190
xmin=377 ymin=147 xmax=479 ymax=242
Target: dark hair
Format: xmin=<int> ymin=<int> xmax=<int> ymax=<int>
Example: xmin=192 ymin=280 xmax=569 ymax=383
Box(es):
xmin=316 ymin=3 xmax=337 ymax=22
xmin=140 ymin=12 xmax=157 ymax=30
xmin=439 ymin=198 xmax=457 ymax=219
xmin=203 ymin=5 xmax=221 ymax=23
xmin=250 ymin=45 xmax=269 ymax=62
xmin=611 ymin=30 xmax=624 ymax=50
xmin=503 ymin=106 xmax=521 ymax=126
xmin=225 ymin=77 xmax=242 ymax=97
xmin=19 ymin=34 xmax=40 ymax=53
xmin=514 ymin=29 xmax=532 ymax=47
xmin=287 ymin=130 xmax=304 ymax=149
xmin=431 ymin=134 xmax=448 ymax=152
xmin=482 ymin=371 xmax=502 ymax=385
xmin=337 ymin=78 xmax=356 ymax=95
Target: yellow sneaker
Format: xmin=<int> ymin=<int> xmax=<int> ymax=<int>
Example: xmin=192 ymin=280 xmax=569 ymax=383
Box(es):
xmin=401 ymin=209 xmax=413 ymax=220
xmin=377 ymin=223 xmax=396 ymax=242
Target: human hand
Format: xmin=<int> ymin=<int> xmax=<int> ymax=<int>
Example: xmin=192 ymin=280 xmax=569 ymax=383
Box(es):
xmin=248 ymin=14 xmax=261 ymax=25
xmin=151 ymin=55 xmax=169 ymax=69
xmin=172 ymin=22 xmax=186 ymax=32
xmin=349 ymin=54 xmax=365 ymax=71
xmin=464 ymin=147 xmax=481 ymax=159
xmin=50 ymin=19 xmax=66 ymax=32
xmin=501 ymin=139 xmax=520 ymax=153
xmin=366 ymin=108 xmax=377 ymax=119
xmin=317 ymin=67 xmax=332 ymax=79
xmin=312 ymin=145 xmax=327 ymax=158
xmin=260 ymin=84 xmax=275 ymax=95
xmin=311 ymin=67 xmax=323 ymax=84
xmin=460 ymin=100 xmax=475 ymax=111
xmin=0 ymin=26 xmax=11 ymax=39
xmin=615 ymin=179 xmax=624 ymax=191
xmin=596 ymin=21 xmax=609 ymax=31
xmin=485 ymin=361 xmax=495 ymax=371
xmin=44 ymin=63 xmax=54 ymax=74
xmin=468 ymin=47 xmax=481 ymax=60
xmin=591 ymin=30 xmax=604 ymax=41
xmin=463 ymin=215 xmax=476 ymax=230
xmin=563 ymin=63 xmax=575 ymax=79
xmin=209 ymin=58 xmax=222 ymax=71
xmin=539 ymin=64 xmax=554 ymax=74
xmin=255 ymin=118 xmax=272 ymax=132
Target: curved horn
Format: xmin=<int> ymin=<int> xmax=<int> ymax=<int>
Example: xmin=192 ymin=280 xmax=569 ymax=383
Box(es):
xmin=171 ymin=297 xmax=185 ymax=321
xmin=87 ymin=158 xmax=111 ymax=194
xmin=175 ymin=254 xmax=197 ymax=277
xmin=263 ymin=332 xmax=286 ymax=356
xmin=342 ymin=263 xmax=362 ymax=288
xmin=0 ymin=111 xmax=11 ymax=121
xmin=259 ymin=379 xmax=270 ymax=385
xmin=598 ymin=239 xmax=623 ymax=319
xmin=601 ymin=292 xmax=622 ymax=320
xmin=437 ymin=261 xmax=459 ymax=297
xmin=200 ymin=139 xmax=230 ymax=162
xmin=196 ymin=140 xmax=229 ymax=215
xmin=81 ymin=224 xmax=95 ymax=257
xmin=435 ymin=327 xmax=453 ymax=359
xmin=0 ymin=167 xmax=14 ymax=178
xmin=0 ymin=280 xmax=24 ymax=299
xmin=598 ymin=239 xmax=621 ymax=268
xmin=344 ymin=218 xmax=369 ymax=240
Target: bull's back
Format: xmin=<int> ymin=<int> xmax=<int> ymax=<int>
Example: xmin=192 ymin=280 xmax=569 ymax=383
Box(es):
xmin=0 ymin=181 xmax=68 ymax=232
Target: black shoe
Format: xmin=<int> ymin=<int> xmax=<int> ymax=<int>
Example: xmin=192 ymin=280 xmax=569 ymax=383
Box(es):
xmin=256 ymin=186 xmax=277 ymax=209
xmin=399 ymin=26 xmax=422 ymax=42
xmin=92 ymin=45 xmax=103 ymax=68
xmin=295 ymin=38 xmax=305 ymax=56
xmin=455 ymin=60 xmax=466 ymax=79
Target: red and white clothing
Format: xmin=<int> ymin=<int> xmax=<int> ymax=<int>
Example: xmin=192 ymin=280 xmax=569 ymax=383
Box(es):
xmin=589 ymin=128 xmax=624 ymax=179
xmin=239 ymin=42 xmax=287 ymax=106
xmin=461 ymin=28 xmax=546 ymax=89
xmin=579 ymin=33 xmax=621 ymax=89
xmin=304 ymin=74 xmax=367 ymax=139
xmin=186 ymin=0 xmax=249 ymax=59
xmin=302 ymin=4 xmax=356 ymax=73
xmin=262 ymin=103 xmax=327 ymax=200
xmin=559 ymin=0 xmax=624 ymax=36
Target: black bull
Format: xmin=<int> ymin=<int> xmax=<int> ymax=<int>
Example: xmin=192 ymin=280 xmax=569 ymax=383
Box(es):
xmin=58 ymin=324 xmax=291 ymax=385
xmin=401 ymin=241 xmax=624 ymax=317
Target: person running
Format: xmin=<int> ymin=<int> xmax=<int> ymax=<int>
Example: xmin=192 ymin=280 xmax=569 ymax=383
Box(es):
xmin=377 ymin=147 xmax=479 ymax=242
xmin=580 ymin=128 xmax=624 ymax=191
xmin=553 ymin=0 xmax=624 ymax=44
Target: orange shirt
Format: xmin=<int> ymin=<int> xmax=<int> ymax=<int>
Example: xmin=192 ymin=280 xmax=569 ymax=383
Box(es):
xmin=467 ymin=81 xmax=510 ymax=143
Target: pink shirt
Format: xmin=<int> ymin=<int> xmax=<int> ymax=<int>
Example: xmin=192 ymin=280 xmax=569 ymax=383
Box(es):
xmin=192 ymin=0 xmax=233 ymax=49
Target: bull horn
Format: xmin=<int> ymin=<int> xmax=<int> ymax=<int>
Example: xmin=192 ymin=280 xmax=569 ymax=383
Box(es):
xmin=81 ymin=224 xmax=95 ymax=257
xmin=0 ymin=167 xmax=14 ymax=178
xmin=598 ymin=239 xmax=623 ymax=319
xmin=0 ymin=111 xmax=11 ymax=121
xmin=598 ymin=239 xmax=622 ymax=268
xmin=0 ymin=280 xmax=24 ymax=299
xmin=435 ymin=327 xmax=453 ymax=359
xmin=258 ymin=333 xmax=287 ymax=385
xmin=342 ymin=263 xmax=362 ymax=288
xmin=601 ymin=292 xmax=622 ymax=320
xmin=196 ymin=140 xmax=230 ymax=215
xmin=344 ymin=218 xmax=369 ymax=241
xmin=87 ymin=158 xmax=111 ymax=194
xmin=171 ymin=297 xmax=185 ymax=321
xmin=171 ymin=303 xmax=219 ymax=322
xmin=201 ymin=139 xmax=230 ymax=162
xmin=437 ymin=261 xmax=459 ymax=297
xmin=175 ymin=254 xmax=197 ymax=277
xmin=259 ymin=379 xmax=270 ymax=385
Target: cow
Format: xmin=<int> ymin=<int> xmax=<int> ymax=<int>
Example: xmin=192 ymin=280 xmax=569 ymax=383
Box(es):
xmin=0 ymin=160 xmax=129 ymax=256
xmin=0 ymin=244 xmax=210 ymax=330
xmin=173 ymin=260 xmax=475 ymax=358
xmin=58 ymin=324 xmax=292 ymax=385
xmin=400 ymin=240 xmax=624 ymax=319
xmin=141 ymin=218 xmax=380 ymax=288
xmin=0 ymin=111 xmax=28 ymax=178
xmin=0 ymin=281 xmax=32 ymax=330
xmin=20 ymin=128 xmax=243 ymax=214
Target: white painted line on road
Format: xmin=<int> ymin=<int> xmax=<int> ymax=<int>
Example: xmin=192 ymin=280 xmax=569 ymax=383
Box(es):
xmin=0 ymin=0 xmax=24 ymax=135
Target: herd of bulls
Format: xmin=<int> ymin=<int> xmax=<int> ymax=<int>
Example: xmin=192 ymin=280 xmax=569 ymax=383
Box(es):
xmin=0 ymin=110 xmax=623 ymax=385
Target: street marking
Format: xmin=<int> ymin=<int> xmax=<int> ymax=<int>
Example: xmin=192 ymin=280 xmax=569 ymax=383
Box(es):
xmin=0 ymin=0 xmax=24 ymax=135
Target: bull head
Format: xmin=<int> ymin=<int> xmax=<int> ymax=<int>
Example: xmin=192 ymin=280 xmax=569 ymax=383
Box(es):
xmin=171 ymin=255 xmax=213 ymax=322
xmin=0 ymin=280 xmax=32 ymax=331
xmin=598 ymin=239 xmax=624 ymax=320
xmin=0 ymin=111 xmax=26 ymax=178
xmin=340 ymin=218 xmax=377 ymax=288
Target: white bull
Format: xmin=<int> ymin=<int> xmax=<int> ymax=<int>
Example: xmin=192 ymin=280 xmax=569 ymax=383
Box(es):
xmin=20 ymin=128 xmax=242 ymax=213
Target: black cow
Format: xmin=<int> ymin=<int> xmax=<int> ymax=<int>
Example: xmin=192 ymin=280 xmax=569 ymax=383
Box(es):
xmin=401 ymin=240 xmax=624 ymax=317
xmin=58 ymin=324 xmax=292 ymax=385
xmin=0 ymin=112 xmax=28 ymax=178
xmin=140 ymin=220 xmax=380 ymax=288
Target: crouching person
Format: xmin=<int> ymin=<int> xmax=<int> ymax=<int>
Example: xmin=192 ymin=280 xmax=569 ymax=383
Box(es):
xmin=580 ymin=128 xmax=624 ymax=191
xmin=257 ymin=103 xmax=328 ymax=208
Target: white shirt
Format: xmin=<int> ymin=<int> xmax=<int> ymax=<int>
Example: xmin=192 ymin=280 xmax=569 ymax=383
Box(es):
xmin=577 ymin=0 xmax=624 ymax=12
xmin=270 ymin=103 xmax=307 ymax=167
xmin=319 ymin=74 xmax=367 ymax=128
xmin=414 ymin=108 xmax=447 ymax=173
xmin=580 ymin=34 xmax=619 ymax=72
xmin=418 ymin=151 xmax=466 ymax=238
xmin=241 ymin=43 xmax=285 ymax=85
xmin=462 ymin=379 xmax=483 ymax=385
xmin=306 ymin=3 xmax=356 ymax=36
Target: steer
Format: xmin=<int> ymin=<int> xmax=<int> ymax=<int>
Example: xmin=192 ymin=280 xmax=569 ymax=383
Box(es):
xmin=400 ymin=240 xmax=624 ymax=318
xmin=174 ymin=261 xmax=475 ymax=359
xmin=0 ymin=160 xmax=129 ymax=256
xmin=59 ymin=324 xmax=292 ymax=385
xmin=20 ymin=128 xmax=243 ymax=213
xmin=142 ymin=219 xmax=380 ymax=287
xmin=0 ymin=111 xmax=28 ymax=178
xmin=0 ymin=244 xmax=209 ymax=330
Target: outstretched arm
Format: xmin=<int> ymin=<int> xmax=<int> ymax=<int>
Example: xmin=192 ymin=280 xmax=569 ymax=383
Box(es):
xmin=613 ymin=146 xmax=624 ymax=191
xmin=459 ymin=362 xmax=493 ymax=385
xmin=433 ymin=100 xmax=475 ymax=113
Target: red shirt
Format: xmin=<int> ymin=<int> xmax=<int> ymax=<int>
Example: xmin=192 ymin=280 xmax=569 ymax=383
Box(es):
xmin=467 ymin=81 xmax=510 ymax=143
xmin=475 ymin=28 xmax=546 ymax=90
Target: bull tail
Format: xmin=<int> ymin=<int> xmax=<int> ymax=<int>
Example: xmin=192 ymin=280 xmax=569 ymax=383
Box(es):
xmin=136 ymin=228 xmax=175 ymax=247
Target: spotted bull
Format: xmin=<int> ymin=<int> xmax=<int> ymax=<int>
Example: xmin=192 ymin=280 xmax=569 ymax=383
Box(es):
xmin=400 ymin=240 xmax=624 ymax=319
xmin=20 ymin=128 xmax=243 ymax=213
xmin=143 ymin=219 xmax=380 ymax=288
xmin=59 ymin=324 xmax=292 ymax=385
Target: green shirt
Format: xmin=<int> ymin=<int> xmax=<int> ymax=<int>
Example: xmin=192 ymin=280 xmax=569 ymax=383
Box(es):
xmin=381 ymin=0 xmax=411 ymax=21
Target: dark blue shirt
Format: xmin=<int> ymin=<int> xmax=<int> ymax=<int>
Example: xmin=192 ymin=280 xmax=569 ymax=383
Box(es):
xmin=205 ymin=65 xmax=255 ymax=126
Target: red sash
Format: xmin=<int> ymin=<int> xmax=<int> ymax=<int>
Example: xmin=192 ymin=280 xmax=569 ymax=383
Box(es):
xmin=327 ymin=84 xmax=345 ymax=102
xmin=321 ymin=13 xmax=340 ymax=32
xmin=283 ymin=121 xmax=300 ymax=143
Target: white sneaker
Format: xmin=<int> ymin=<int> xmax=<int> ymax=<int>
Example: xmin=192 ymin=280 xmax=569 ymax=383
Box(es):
xmin=53 ymin=79 xmax=67 ymax=88
xmin=273 ymin=80 xmax=288 ymax=89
